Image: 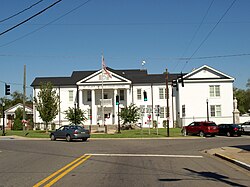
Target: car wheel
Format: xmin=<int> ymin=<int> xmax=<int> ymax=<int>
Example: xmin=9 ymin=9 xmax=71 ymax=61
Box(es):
xmin=66 ymin=135 xmax=71 ymax=142
xmin=199 ymin=131 xmax=205 ymax=137
xmin=82 ymin=138 xmax=88 ymax=141
xmin=50 ymin=134 xmax=56 ymax=141
xmin=226 ymin=132 xmax=231 ymax=137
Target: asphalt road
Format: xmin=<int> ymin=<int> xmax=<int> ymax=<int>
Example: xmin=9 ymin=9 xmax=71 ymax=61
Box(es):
xmin=0 ymin=136 xmax=250 ymax=187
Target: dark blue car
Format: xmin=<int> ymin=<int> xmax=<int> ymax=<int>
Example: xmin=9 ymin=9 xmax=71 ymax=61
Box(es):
xmin=218 ymin=124 xmax=242 ymax=137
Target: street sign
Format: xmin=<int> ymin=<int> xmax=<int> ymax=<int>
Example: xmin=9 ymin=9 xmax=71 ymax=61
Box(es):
xmin=148 ymin=115 xmax=151 ymax=120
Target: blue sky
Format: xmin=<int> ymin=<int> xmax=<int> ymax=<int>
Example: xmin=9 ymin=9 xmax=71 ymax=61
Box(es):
xmin=0 ymin=0 xmax=249 ymax=98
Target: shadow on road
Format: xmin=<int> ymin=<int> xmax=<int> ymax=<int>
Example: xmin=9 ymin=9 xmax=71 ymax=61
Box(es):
xmin=231 ymin=145 xmax=250 ymax=152
xmin=183 ymin=168 xmax=247 ymax=187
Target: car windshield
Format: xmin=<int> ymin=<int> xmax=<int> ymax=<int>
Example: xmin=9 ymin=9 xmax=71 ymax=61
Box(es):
xmin=69 ymin=125 xmax=84 ymax=130
xmin=232 ymin=124 xmax=240 ymax=128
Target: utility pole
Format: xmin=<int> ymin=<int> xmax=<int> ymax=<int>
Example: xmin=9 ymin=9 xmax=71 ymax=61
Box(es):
xmin=165 ymin=69 xmax=170 ymax=137
xmin=23 ymin=65 xmax=26 ymax=131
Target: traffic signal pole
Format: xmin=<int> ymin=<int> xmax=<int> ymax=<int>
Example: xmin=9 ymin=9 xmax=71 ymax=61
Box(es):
xmin=116 ymin=95 xmax=121 ymax=133
xmin=166 ymin=69 xmax=170 ymax=137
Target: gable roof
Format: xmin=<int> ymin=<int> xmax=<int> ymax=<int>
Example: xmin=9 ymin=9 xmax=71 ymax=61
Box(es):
xmin=30 ymin=67 xmax=186 ymax=87
xmin=5 ymin=103 xmax=33 ymax=114
xmin=183 ymin=65 xmax=234 ymax=81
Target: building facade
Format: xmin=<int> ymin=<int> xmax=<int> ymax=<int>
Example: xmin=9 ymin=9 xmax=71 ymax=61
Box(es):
xmin=31 ymin=65 xmax=234 ymax=129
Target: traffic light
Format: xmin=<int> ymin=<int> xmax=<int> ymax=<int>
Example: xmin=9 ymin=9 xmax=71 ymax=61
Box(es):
xmin=5 ymin=84 xmax=10 ymax=95
xmin=172 ymin=79 xmax=177 ymax=87
xmin=143 ymin=90 xmax=147 ymax=101
xmin=181 ymin=72 xmax=184 ymax=87
xmin=116 ymin=95 xmax=119 ymax=105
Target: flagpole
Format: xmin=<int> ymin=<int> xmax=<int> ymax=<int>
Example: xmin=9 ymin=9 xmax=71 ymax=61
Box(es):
xmin=101 ymin=55 xmax=104 ymax=126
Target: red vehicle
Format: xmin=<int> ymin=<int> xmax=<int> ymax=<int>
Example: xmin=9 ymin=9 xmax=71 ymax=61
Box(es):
xmin=182 ymin=121 xmax=218 ymax=137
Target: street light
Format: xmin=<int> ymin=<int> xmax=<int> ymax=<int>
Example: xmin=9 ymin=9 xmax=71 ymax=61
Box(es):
xmin=2 ymin=102 xmax=5 ymax=136
xmin=206 ymin=99 xmax=209 ymax=122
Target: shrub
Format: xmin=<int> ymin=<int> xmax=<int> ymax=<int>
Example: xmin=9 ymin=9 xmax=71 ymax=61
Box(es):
xmin=13 ymin=118 xmax=23 ymax=130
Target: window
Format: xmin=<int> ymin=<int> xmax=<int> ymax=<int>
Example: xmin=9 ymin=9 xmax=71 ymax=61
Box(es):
xmin=104 ymin=93 xmax=108 ymax=99
xmin=146 ymin=105 xmax=152 ymax=113
xmin=210 ymin=105 xmax=221 ymax=117
xmin=159 ymin=88 xmax=164 ymax=99
xmin=68 ymin=90 xmax=73 ymax=102
xmin=140 ymin=105 xmax=145 ymax=114
xmin=120 ymin=90 xmax=125 ymax=100
xmin=209 ymin=85 xmax=220 ymax=97
xmin=160 ymin=107 xmax=164 ymax=118
xmin=137 ymin=89 xmax=142 ymax=100
xmin=87 ymin=90 xmax=91 ymax=102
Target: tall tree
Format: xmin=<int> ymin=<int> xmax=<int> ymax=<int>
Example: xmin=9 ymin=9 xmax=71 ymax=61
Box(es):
xmin=246 ymin=78 xmax=250 ymax=90
xmin=34 ymin=82 xmax=59 ymax=132
xmin=120 ymin=103 xmax=140 ymax=129
xmin=234 ymin=87 xmax=250 ymax=114
xmin=11 ymin=91 xmax=32 ymax=106
xmin=64 ymin=107 xmax=87 ymax=125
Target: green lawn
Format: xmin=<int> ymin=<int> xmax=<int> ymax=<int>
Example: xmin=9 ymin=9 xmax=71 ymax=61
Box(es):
xmin=3 ymin=128 xmax=183 ymax=138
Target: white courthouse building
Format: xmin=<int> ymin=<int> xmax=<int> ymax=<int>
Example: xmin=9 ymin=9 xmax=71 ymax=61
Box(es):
xmin=31 ymin=65 xmax=235 ymax=129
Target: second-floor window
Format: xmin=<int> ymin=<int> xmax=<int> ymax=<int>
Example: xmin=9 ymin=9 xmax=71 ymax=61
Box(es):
xmin=137 ymin=89 xmax=142 ymax=100
xmin=159 ymin=88 xmax=167 ymax=99
xmin=159 ymin=88 xmax=164 ymax=99
xmin=68 ymin=90 xmax=73 ymax=102
xmin=209 ymin=85 xmax=220 ymax=97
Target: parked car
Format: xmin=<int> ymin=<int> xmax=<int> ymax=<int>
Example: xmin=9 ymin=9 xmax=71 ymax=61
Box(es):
xmin=241 ymin=121 xmax=250 ymax=134
xmin=50 ymin=125 xmax=90 ymax=142
xmin=181 ymin=121 xmax=218 ymax=137
xmin=217 ymin=124 xmax=242 ymax=137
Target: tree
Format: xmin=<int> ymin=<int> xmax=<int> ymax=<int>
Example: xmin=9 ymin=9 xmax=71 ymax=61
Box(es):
xmin=11 ymin=91 xmax=33 ymax=106
xmin=120 ymin=103 xmax=140 ymax=129
xmin=234 ymin=87 xmax=250 ymax=114
xmin=64 ymin=107 xmax=87 ymax=125
xmin=247 ymin=78 xmax=250 ymax=90
xmin=34 ymin=82 xmax=59 ymax=133
xmin=13 ymin=107 xmax=24 ymax=130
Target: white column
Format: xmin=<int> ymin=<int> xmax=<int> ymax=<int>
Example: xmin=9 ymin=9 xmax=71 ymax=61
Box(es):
xmin=91 ymin=90 xmax=97 ymax=125
xmin=126 ymin=89 xmax=131 ymax=106
xmin=79 ymin=90 xmax=83 ymax=106
xmin=113 ymin=89 xmax=118 ymax=124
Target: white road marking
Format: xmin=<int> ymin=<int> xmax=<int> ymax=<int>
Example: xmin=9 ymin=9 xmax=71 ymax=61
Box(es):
xmin=85 ymin=153 xmax=203 ymax=158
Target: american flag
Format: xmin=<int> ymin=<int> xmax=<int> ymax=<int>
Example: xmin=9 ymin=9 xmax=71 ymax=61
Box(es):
xmin=102 ymin=55 xmax=112 ymax=78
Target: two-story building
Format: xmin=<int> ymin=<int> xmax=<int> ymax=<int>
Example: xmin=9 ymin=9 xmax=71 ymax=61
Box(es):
xmin=31 ymin=65 xmax=234 ymax=129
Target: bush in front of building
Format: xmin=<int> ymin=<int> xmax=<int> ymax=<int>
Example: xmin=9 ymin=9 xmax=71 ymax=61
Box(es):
xmin=13 ymin=118 xmax=23 ymax=130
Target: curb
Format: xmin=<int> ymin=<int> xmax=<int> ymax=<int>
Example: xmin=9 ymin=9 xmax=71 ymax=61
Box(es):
xmin=214 ymin=153 xmax=250 ymax=171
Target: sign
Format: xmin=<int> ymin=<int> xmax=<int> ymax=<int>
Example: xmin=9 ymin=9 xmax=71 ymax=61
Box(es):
xmin=148 ymin=115 xmax=151 ymax=120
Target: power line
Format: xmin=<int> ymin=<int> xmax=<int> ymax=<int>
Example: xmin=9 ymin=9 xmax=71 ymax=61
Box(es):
xmin=181 ymin=0 xmax=237 ymax=71
xmin=1 ymin=52 xmax=250 ymax=60
xmin=0 ymin=80 xmax=32 ymax=88
xmin=0 ymin=0 xmax=44 ymax=23
xmin=0 ymin=0 xmax=62 ymax=37
xmin=174 ymin=0 xmax=215 ymax=71
xmin=0 ymin=0 xmax=93 ymax=48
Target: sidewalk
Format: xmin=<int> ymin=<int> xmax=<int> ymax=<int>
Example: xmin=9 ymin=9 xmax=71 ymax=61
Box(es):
xmin=206 ymin=146 xmax=250 ymax=171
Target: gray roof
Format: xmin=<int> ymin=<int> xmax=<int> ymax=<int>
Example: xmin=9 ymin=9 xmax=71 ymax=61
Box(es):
xmin=31 ymin=67 xmax=182 ymax=87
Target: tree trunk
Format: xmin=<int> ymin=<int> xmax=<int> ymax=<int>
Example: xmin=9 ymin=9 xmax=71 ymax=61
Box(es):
xmin=45 ymin=122 xmax=48 ymax=133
